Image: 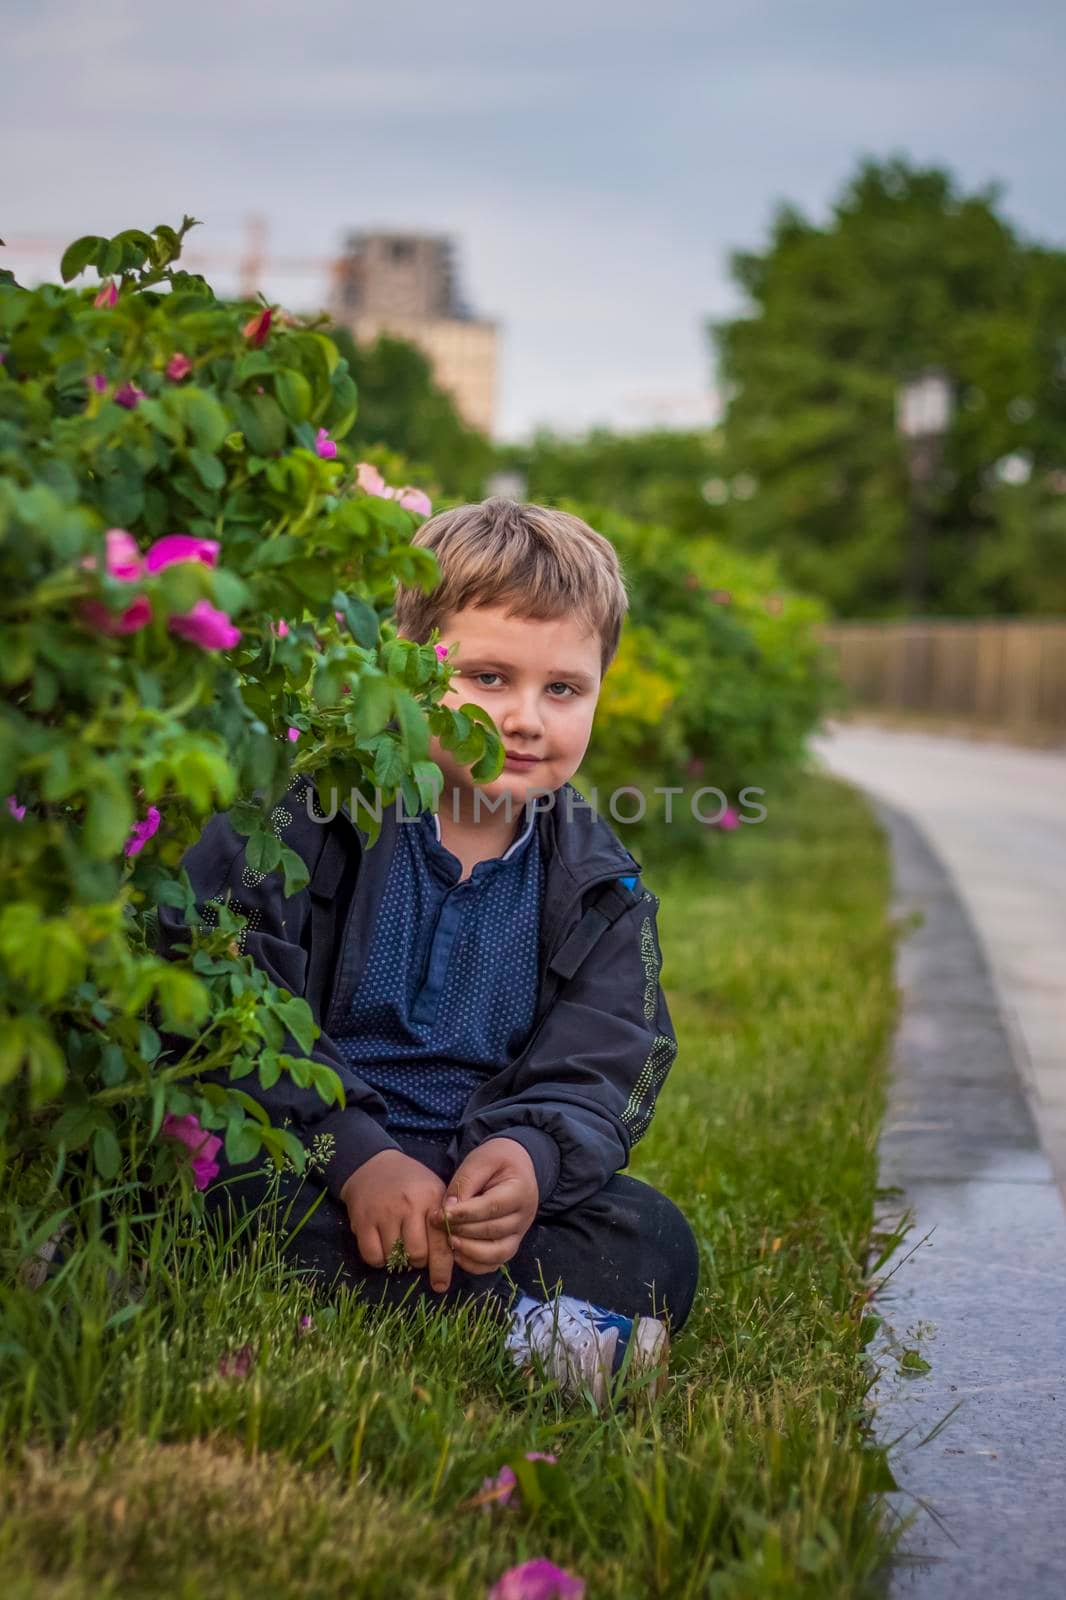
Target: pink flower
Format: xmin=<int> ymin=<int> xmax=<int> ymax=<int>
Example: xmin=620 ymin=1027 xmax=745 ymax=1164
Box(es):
xmin=242 ymin=307 xmax=273 ymax=346
xmin=144 ymin=534 xmax=220 ymax=573
xmin=93 ymin=280 xmax=118 ymax=309
xmin=168 ymin=599 xmax=241 ymax=651
xmin=298 ymin=1315 xmax=314 ymax=1333
xmin=103 ymin=528 xmax=144 ymax=582
xmin=125 ymin=805 xmax=161 ymax=858
xmin=396 ymin=486 xmax=432 ymax=516
xmin=161 ymin=1111 xmax=223 ymax=1190
xmin=166 ymin=352 xmax=192 ymax=381
xmin=88 ymin=373 xmax=108 ymax=394
xmin=287 ymin=726 xmax=300 ymax=742
xmin=79 ymin=596 xmax=153 ymax=636
xmin=6 ymin=795 xmax=26 ymax=822
xmin=217 ymin=1344 xmax=255 ymax=1380
xmin=716 ymin=807 xmax=740 ymax=831
xmin=272 ymin=618 xmax=290 ymax=639
xmin=487 ymin=1559 xmax=584 ymax=1600
xmin=710 ymin=589 xmax=732 ymax=606
xmin=315 ymin=427 xmax=337 ymax=460
xmin=480 ymin=1453 xmax=559 ymax=1510
xmin=434 ymin=643 xmax=449 ymax=662
xmin=355 ymin=462 xmax=390 ymax=498
xmin=114 ymin=382 xmax=145 ymax=410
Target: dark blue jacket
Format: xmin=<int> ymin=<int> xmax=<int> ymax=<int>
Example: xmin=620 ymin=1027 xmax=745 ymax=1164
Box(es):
xmin=156 ymin=777 xmax=678 ymax=1214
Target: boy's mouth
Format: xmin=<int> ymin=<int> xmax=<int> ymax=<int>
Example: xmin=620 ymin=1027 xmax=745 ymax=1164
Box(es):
xmin=503 ymin=750 xmax=543 ymax=768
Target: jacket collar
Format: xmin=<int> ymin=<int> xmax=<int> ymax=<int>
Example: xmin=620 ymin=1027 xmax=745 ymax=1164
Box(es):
xmin=328 ymin=780 xmax=638 ymax=896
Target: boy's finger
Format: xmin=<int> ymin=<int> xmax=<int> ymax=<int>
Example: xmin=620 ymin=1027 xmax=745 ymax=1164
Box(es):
xmin=402 ymin=1212 xmax=429 ymax=1270
xmin=445 ymin=1212 xmax=522 ymax=1241
xmin=357 ymin=1224 xmax=387 ymax=1270
xmin=426 ymin=1214 xmax=454 ymax=1294
xmin=443 ymin=1180 xmax=522 ymax=1225
xmin=453 ymin=1234 xmax=519 ymax=1271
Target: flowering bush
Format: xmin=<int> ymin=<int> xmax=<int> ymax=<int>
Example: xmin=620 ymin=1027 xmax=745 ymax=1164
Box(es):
xmin=0 ymin=219 xmax=500 ymax=1193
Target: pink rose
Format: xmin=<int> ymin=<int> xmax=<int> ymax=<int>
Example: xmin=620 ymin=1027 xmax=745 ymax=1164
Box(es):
xmin=144 ymin=534 xmax=220 ymax=573
xmin=487 ymin=1559 xmax=584 ymax=1600
xmin=396 ymin=486 xmax=432 ymax=516
xmin=355 ymin=462 xmax=390 ymax=498
xmin=166 ymin=353 xmax=192 ymax=381
xmin=93 ymin=280 xmax=118 ymax=309
xmin=242 ymin=307 xmax=272 ymax=346
xmin=161 ymin=1111 xmax=222 ymax=1190
xmin=114 ymin=383 xmax=145 ymax=410
xmin=435 ymin=643 xmax=449 ymax=661
xmin=272 ymin=618 xmax=290 ymax=639
xmin=125 ymin=805 xmax=161 ymax=858
xmin=315 ymin=427 xmax=337 ymax=460
xmin=79 ymin=596 xmax=153 ymax=636
xmin=6 ymin=795 xmax=26 ymax=822
xmin=168 ymin=599 xmax=241 ymax=652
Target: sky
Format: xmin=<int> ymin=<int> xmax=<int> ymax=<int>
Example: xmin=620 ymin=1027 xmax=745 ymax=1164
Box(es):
xmin=4 ymin=0 xmax=1065 ymax=439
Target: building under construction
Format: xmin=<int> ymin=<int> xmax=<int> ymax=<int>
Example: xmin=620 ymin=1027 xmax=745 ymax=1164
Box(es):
xmin=330 ymin=232 xmax=498 ymax=437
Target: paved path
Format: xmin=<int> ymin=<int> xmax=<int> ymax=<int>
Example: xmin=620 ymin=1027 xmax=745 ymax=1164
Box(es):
xmin=810 ymin=722 xmax=1066 ymax=1193
xmin=807 ymin=723 xmax=1066 ymax=1593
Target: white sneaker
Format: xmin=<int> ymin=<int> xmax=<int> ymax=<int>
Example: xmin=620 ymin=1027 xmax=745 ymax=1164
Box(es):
xmin=505 ymin=1293 xmax=670 ymax=1408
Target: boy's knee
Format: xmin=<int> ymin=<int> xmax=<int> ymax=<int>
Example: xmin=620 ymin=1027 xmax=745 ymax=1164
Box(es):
xmin=643 ymin=1186 xmax=700 ymax=1330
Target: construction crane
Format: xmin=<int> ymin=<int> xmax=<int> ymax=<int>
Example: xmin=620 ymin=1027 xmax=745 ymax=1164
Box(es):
xmin=1 ymin=215 xmax=343 ymax=305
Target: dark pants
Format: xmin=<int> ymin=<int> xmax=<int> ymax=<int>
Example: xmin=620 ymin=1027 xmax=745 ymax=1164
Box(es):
xmin=206 ymin=1133 xmax=700 ymax=1331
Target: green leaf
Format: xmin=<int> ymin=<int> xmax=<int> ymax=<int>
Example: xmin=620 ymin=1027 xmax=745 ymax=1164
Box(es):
xmin=60 ymin=235 xmax=105 ymax=281
xmin=351 ymin=673 xmax=393 ymax=741
xmin=275 ymin=368 xmax=312 ymax=423
xmin=236 ymin=393 xmax=288 ymax=456
xmin=246 ymin=830 xmax=282 ymax=874
xmin=92 ymin=1124 xmax=122 ymax=1180
xmin=275 ymin=995 xmax=316 ymax=1054
xmin=224 ymin=1118 xmax=263 ymax=1166
xmin=335 ymin=592 xmax=379 ymax=650
xmin=393 ymin=690 xmax=430 ymax=761
xmin=279 ymin=845 xmax=309 ymax=897
xmin=83 ymin=767 xmax=135 ymax=861
xmin=188 ymin=448 xmax=226 ymax=491
xmin=371 ymin=735 xmax=407 ymax=791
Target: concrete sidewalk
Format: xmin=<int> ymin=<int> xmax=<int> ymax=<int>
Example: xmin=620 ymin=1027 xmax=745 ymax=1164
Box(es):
xmin=808 ymin=724 xmax=1066 ymax=1591
xmin=811 ymin=722 xmax=1066 ymax=1196
xmin=864 ymin=798 xmax=1066 ymax=1594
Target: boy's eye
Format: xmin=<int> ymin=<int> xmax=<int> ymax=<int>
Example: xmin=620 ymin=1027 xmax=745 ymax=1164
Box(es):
xmin=467 ymin=672 xmax=577 ymax=697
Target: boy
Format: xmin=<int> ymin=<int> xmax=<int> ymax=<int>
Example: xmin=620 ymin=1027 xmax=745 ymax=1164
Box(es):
xmin=158 ymin=498 xmax=699 ymax=1406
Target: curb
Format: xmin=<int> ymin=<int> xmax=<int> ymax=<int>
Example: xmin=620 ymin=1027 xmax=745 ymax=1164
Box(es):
xmin=867 ymin=798 xmax=1066 ymax=1596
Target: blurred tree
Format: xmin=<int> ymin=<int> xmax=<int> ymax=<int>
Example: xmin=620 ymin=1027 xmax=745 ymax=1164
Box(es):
xmin=712 ymin=157 xmax=1066 ymax=617
xmin=498 ymin=427 xmax=722 ymax=537
xmin=328 ymin=326 xmax=495 ymax=501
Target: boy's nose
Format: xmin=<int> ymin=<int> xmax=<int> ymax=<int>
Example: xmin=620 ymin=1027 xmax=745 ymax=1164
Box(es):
xmin=500 ymin=691 xmax=544 ymax=740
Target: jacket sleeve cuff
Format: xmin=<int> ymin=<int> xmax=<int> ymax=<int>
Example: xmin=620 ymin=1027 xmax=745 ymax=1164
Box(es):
xmin=491 ymin=1127 xmax=561 ymax=1207
xmin=312 ymin=1107 xmax=402 ymax=1200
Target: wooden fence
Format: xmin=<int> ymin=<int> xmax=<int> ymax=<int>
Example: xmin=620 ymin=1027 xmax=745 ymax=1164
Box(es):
xmin=818 ymin=619 xmax=1066 ymax=738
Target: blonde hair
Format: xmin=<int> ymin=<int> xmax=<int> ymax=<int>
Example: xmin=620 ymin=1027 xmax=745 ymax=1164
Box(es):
xmin=394 ymin=498 xmax=628 ymax=673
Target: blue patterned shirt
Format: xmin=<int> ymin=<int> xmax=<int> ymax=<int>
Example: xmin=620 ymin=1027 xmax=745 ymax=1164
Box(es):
xmin=331 ymin=807 xmax=544 ymax=1138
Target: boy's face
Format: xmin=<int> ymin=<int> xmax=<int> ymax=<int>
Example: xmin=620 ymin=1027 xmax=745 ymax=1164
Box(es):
xmin=428 ymin=602 xmax=603 ymax=815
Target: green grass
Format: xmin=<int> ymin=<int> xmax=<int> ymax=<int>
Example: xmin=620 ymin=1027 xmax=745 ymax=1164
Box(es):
xmin=0 ymin=770 xmax=902 ymax=1598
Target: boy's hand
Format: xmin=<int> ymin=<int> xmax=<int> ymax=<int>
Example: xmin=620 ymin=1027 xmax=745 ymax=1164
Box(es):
xmin=434 ymin=1137 xmax=539 ymax=1274
xmin=339 ymin=1151 xmax=454 ymax=1294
